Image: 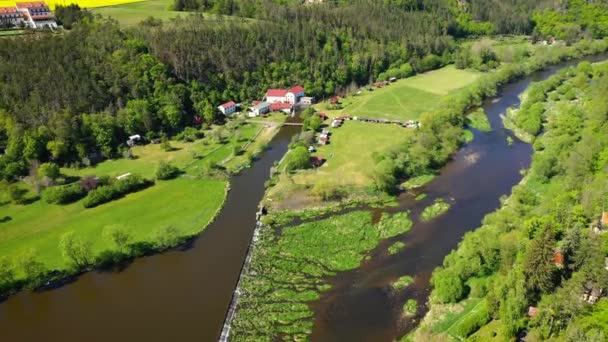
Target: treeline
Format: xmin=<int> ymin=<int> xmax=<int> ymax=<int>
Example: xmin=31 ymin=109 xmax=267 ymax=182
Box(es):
xmin=370 ymin=39 xmax=608 ymax=194
xmin=427 ymin=61 xmax=608 ymax=339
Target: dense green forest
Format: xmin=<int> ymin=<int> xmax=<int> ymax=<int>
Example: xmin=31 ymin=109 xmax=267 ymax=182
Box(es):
xmin=424 ymin=61 xmax=608 ymax=340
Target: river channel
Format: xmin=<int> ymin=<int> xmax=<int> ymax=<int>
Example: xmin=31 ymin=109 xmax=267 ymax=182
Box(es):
xmin=0 ymin=53 xmax=606 ymax=342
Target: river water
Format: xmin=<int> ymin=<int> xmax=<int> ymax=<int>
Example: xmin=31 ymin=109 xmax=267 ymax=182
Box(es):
xmin=0 ymin=54 xmax=605 ymax=342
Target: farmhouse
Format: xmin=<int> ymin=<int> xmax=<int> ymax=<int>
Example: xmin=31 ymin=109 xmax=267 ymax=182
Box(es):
xmin=265 ymin=85 xmax=305 ymax=104
xmin=16 ymin=2 xmax=56 ymax=29
xmin=218 ymin=101 xmax=237 ymax=116
xmin=249 ymin=101 xmax=271 ymax=117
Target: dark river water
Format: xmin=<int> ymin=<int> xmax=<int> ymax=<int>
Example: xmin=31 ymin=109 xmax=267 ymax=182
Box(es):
xmin=0 ymin=54 xmax=606 ymax=342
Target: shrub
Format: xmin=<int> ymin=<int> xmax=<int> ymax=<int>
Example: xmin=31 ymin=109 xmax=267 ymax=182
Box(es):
xmin=82 ymin=174 xmax=151 ymax=208
xmin=38 ymin=162 xmax=60 ymax=180
xmin=156 ymin=162 xmax=180 ymax=180
xmin=42 ymin=183 xmax=86 ymax=204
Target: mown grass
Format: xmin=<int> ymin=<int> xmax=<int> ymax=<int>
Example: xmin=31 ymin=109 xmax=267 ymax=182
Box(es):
xmin=232 ymin=210 xmax=412 ymax=341
xmin=315 ymin=65 xmax=481 ymax=121
xmin=267 ymin=121 xmax=411 ymax=202
xmin=62 ymin=123 xmax=260 ymax=179
xmin=0 ymin=178 xmax=226 ymax=270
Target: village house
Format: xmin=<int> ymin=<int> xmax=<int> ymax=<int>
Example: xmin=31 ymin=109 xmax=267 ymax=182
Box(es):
xmin=249 ymin=101 xmax=271 ymax=117
xmin=553 ymin=249 xmax=564 ymax=268
xmin=265 ymin=85 xmax=305 ymax=104
xmin=218 ymin=101 xmax=237 ymax=116
xmin=16 ymin=2 xmax=56 ymax=29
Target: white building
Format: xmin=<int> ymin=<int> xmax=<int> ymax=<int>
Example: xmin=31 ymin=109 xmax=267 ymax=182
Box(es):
xmin=265 ymin=85 xmax=305 ymax=104
xmin=0 ymin=7 xmax=23 ymax=27
xmin=16 ymin=2 xmax=57 ymax=29
xmin=218 ymin=101 xmax=237 ymax=116
xmin=249 ymin=101 xmax=271 ymax=117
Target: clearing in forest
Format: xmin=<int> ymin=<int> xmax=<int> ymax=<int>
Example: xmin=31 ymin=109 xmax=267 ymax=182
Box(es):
xmin=317 ymin=65 xmax=480 ymax=121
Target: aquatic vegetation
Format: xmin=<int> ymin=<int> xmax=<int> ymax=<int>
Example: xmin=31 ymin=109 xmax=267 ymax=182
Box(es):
xmin=466 ymin=109 xmax=492 ymax=132
xmin=231 ymin=210 xmax=412 ymax=340
xmin=403 ymin=299 xmax=418 ymax=316
xmin=421 ymin=199 xmax=451 ymax=221
xmin=402 ymin=174 xmax=436 ymax=190
xmin=388 ymin=241 xmax=406 ymax=255
xmin=393 ymin=275 xmax=414 ymax=290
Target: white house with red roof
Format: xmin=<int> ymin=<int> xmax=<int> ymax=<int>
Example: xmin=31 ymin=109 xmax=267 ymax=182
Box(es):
xmin=0 ymin=7 xmax=23 ymax=27
xmin=265 ymin=85 xmax=305 ymax=104
xmin=16 ymin=2 xmax=56 ymax=29
xmin=218 ymin=101 xmax=237 ymax=116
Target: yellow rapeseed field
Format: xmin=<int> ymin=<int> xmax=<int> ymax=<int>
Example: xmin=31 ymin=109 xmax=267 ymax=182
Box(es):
xmin=0 ymin=0 xmax=143 ymax=9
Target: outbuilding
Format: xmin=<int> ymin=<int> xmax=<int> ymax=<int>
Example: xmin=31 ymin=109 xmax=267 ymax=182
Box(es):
xmin=218 ymin=101 xmax=237 ymax=116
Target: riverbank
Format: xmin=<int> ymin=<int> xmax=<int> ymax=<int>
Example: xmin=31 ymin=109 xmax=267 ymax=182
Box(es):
xmin=0 ymin=117 xmax=285 ymax=299
xmin=414 ymin=59 xmax=608 ymax=341
xmin=227 ymin=41 xmax=608 ymax=341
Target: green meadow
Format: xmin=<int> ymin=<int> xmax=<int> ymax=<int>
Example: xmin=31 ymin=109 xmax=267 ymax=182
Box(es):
xmin=317 ymin=65 xmax=481 ymax=121
xmin=0 ymin=178 xmax=227 ymax=270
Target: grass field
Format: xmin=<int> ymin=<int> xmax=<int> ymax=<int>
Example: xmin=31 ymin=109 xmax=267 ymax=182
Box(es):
xmin=91 ymin=0 xmax=185 ymax=26
xmin=0 ymin=177 xmax=226 ymax=270
xmin=62 ymin=122 xmax=261 ymax=179
xmin=316 ymin=65 xmax=481 ymax=121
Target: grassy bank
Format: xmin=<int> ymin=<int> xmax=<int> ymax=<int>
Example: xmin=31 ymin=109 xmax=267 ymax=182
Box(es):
xmin=0 ymin=118 xmax=281 ymax=296
xmin=231 ymin=210 xmax=413 ymax=340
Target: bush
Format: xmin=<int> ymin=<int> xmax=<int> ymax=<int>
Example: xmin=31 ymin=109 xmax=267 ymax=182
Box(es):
xmin=156 ymin=162 xmax=180 ymax=180
xmin=82 ymin=174 xmax=151 ymax=208
xmin=450 ymin=301 xmax=490 ymax=338
xmin=283 ymin=146 xmax=310 ymax=172
xmin=42 ymin=183 xmax=86 ymax=204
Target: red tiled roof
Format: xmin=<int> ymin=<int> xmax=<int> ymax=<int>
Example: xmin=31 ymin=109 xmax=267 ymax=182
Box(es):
xmin=16 ymin=2 xmax=48 ymax=8
xmin=0 ymin=7 xmax=18 ymax=13
xmin=219 ymin=101 xmax=236 ymax=108
xmin=289 ymin=85 xmax=304 ymax=94
xmin=553 ymin=251 xmax=564 ymax=266
xmin=270 ymin=102 xmax=292 ymax=110
xmin=266 ymin=89 xmax=288 ymax=97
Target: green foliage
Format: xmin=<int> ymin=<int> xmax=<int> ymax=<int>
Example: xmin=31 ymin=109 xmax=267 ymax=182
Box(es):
xmin=432 ymin=267 xmax=466 ymax=303
xmin=38 ymin=162 xmax=60 ymax=180
xmin=155 ymin=161 xmax=180 ymax=180
xmin=102 ymin=225 xmax=132 ymax=252
xmin=466 ymin=109 xmax=492 ymax=132
xmin=303 ymin=115 xmax=322 ymax=132
xmin=59 ymin=232 xmax=93 ymax=269
xmin=42 ymin=183 xmax=87 ymax=205
xmin=283 ymin=146 xmax=310 ymax=172
xmin=393 ymin=275 xmax=414 ymax=290
xmin=421 ymin=198 xmax=451 ymax=221
xmin=403 ymin=299 xmax=418 ymax=315
xmin=82 ymin=174 xmax=151 ymax=208
xmin=388 ymin=241 xmax=406 ymax=255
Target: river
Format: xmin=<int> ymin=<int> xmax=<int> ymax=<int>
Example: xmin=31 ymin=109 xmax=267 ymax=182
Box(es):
xmin=0 ymin=54 xmax=605 ymax=342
